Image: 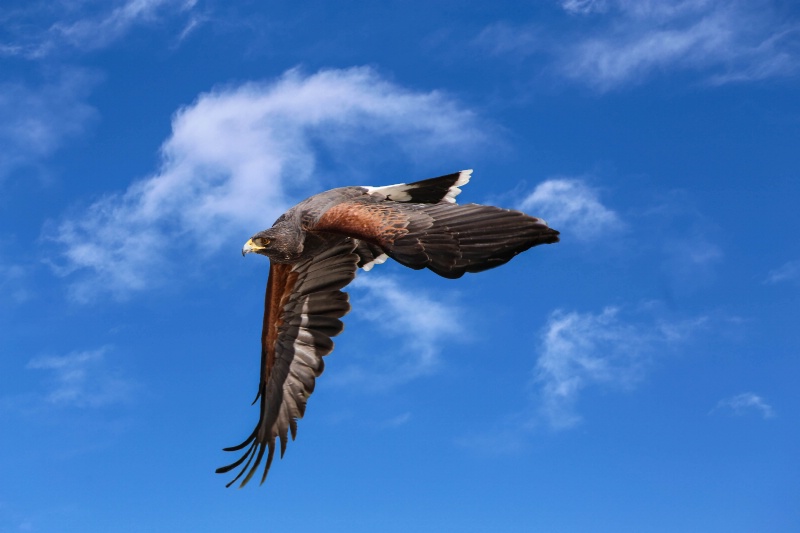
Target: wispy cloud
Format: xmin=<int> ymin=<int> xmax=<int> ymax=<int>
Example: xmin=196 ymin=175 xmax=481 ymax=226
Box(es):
xmin=712 ymin=392 xmax=776 ymax=419
xmin=0 ymin=69 xmax=98 ymax=181
xmin=379 ymin=411 xmax=412 ymax=428
xmin=336 ymin=275 xmax=464 ymax=389
xmin=52 ymin=0 xmax=197 ymax=52
xmin=455 ymin=426 xmax=528 ymax=456
xmin=765 ymin=259 xmax=800 ymax=285
xmin=644 ymin=192 xmax=725 ymax=292
xmin=0 ymin=264 xmax=28 ymax=304
xmin=661 ymin=236 xmax=723 ymax=290
xmin=561 ymin=0 xmax=610 ymax=14
xmin=48 ymin=67 xmax=485 ymax=301
xmin=561 ymin=0 xmax=800 ymax=89
xmin=1 ymin=0 xmax=198 ymax=58
xmin=534 ymin=306 xmax=705 ymax=429
xmin=456 ymin=301 xmax=711 ymax=451
xmin=26 ymin=347 xmax=137 ymax=408
xmin=175 ymin=9 xmax=208 ymax=43
xmin=0 ymin=244 xmax=30 ymax=304
xmin=519 ymin=178 xmax=622 ymax=241
xmin=477 ymin=0 xmax=800 ymax=90
xmin=475 ymin=22 xmax=543 ymax=57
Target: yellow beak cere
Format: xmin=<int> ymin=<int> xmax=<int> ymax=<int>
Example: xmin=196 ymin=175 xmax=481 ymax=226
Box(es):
xmin=242 ymin=239 xmax=264 ymax=256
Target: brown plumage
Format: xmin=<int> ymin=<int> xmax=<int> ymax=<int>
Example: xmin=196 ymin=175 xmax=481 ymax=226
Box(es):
xmin=217 ymin=169 xmax=559 ymax=487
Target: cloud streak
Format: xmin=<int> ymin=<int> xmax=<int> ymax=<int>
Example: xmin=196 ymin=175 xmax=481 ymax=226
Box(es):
xmin=561 ymin=0 xmax=610 ymax=14
xmin=712 ymin=392 xmax=776 ymax=419
xmin=477 ymin=0 xmax=800 ymax=90
xmin=534 ymin=306 xmax=704 ymax=429
xmin=53 ymin=0 xmax=197 ymax=52
xmin=765 ymin=259 xmax=800 ymax=285
xmin=0 ymin=242 xmax=30 ymax=304
xmin=0 ymin=262 xmax=28 ymax=304
xmin=48 ymin=67 xmax=486 ymax=301
xmin=336 ymin=274 xmax=464 ymax=389
xmin=519 ymin=178 xmax=622 ymax=241
xmin=1 ymin=0 xmax=198 ymax=58
xmin=457 ymin=304 xmax=709 ymax=451
xmin=561 ymin=0 xmax=800 ymax=89
xmin=0 ymin=69 xmax=98 ymax=181
xmin=26 ymin=347 xmax=136 ymax=408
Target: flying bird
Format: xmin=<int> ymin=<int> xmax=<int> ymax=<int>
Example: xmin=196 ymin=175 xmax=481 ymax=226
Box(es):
xmin=217 ymin=169 xmax=559 ymax=487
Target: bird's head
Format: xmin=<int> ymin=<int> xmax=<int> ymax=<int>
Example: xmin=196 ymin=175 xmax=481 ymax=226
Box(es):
xmin=242 ymin=229 xmax=276 ymax=257
xmin=242 ymin=229 xmax=302 ymax=262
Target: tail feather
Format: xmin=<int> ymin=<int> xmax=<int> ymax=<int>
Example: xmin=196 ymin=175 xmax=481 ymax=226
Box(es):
xmin=385 ymin=203 xmax=559 ymax=278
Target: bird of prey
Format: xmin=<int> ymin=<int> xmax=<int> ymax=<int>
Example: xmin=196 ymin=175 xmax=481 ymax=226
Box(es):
xmin=217 ymin=169 xmax=559 ymax=487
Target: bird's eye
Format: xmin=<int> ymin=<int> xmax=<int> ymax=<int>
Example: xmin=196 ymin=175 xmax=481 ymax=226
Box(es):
xmin=256 ymin=238 xmax=271 ymax=247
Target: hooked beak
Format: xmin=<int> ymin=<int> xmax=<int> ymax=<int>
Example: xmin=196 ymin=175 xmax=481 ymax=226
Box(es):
xmin=242 ymin=238 xmax=263 ymax=257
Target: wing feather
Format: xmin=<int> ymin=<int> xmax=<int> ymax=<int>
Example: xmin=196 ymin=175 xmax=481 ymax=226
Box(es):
xmin=364 ymin=169 xmax=472 ymax=204
xmin=313 ymin=200 xmax=559 ymax=278
xmin=217 ymin=238 xmax=358 ymax=487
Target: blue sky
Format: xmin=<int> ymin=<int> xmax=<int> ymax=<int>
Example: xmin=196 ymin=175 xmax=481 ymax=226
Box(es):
xmin=1 ymin=0 xmax=799 ymax=531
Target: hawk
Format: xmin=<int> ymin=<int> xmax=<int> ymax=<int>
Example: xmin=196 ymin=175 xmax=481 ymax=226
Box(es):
xmin=217 ymin=170 xmax=559 ymax=486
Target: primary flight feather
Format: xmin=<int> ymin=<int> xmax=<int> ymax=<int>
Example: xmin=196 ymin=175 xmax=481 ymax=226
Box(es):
xmin=217 ymin=169 xmax=559 ymax=487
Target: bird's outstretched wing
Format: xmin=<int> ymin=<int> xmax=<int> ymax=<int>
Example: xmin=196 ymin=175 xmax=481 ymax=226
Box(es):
xmin=314 ymin=200 xmax=560 ymax=279
xmin=217 ymin=238 xmax=359 ymax=487
xmin=353 ymin=169 xmax=474 ymax=271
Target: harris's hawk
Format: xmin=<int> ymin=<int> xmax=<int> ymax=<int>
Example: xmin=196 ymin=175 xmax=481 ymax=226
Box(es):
xmin=217 ymin=170 xmax=559 ymax=487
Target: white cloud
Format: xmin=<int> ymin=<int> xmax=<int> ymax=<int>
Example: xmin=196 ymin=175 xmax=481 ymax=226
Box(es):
xmin=765 ymin=259 xmax=800 ymax=285
xmin=519 ymin=178 xmax=622 ymax=241
xmin=1 ymin=0 xmax=198 ymax=58
xmin=380 ymin=412 xmax=412 ymax=428
xmin=0 ymin=242 xmax=31 ymax=304
xmin=0 ymin=262 xmax=29 ymax=304
xmin=48 ymin=67 xmax=485 ymax=301
xmin=455 ymin=427 xmax=527 ymax=455
xmin=712 ymin=392 xmax=775 ymax=419
xmin=565 ymin=0 xmax=800 ymax=89
xmin=561 ymin=0 xmax=610 ymax=14
xmin=52 ymin=0 xmax=196 ymax=52
xmin=26 ymin=347 xmax=136 ymax=408
xmin=335 ymin=275 xmax=464 ymax=389
xmin=475 ymin=23 xmax=543 ymax=56
xmin=534 ymin=306 xmax=704 ymax=429
xmin=662 ymin=237 xmax=723 ymax=288
xmin=478 ymin=0 xmax=800 ymax=90
xmin=0 ymin=69 xmax=98 ymax=181
xmin=175 ymin=10 xmax=208 ymax=43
